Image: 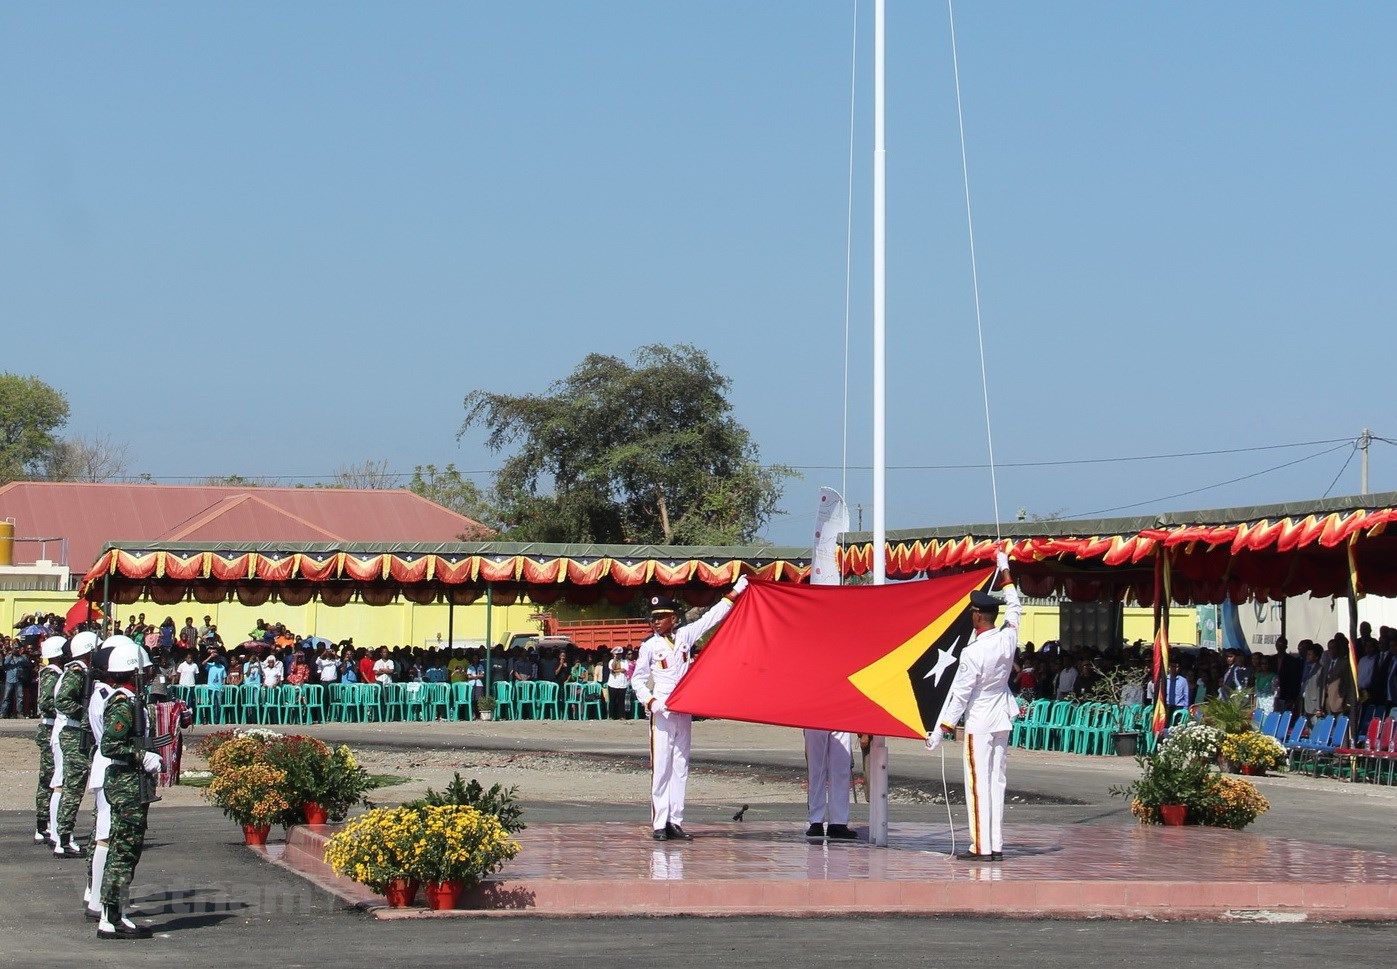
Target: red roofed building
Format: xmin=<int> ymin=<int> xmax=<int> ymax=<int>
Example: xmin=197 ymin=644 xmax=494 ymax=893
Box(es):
xmin=0 ymin=481 xmax=494 ymax=576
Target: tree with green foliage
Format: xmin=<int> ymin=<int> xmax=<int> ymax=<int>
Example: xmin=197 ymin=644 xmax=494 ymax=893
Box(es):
xmin=0 ymin=373 xmax=70 ymax=483
xmin=407 ymin=463 xmax=500 ymax=537
xmin=459 ymin=345 xmax=795 ymax=545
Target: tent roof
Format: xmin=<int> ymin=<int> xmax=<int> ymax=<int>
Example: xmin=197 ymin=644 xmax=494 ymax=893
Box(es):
xmin=839 ymin=491 xmax=1397 ymax=604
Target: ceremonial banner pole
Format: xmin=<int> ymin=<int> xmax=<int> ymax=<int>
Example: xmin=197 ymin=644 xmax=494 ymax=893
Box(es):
xmin=868 ymin=0 xmax=890 ymax=848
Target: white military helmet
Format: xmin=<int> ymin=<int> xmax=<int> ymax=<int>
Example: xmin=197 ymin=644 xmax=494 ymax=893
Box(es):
xmin=41 ymin=636 xmax=68 ymax=660
xmin=69 ymin=630 xmax=100 ymax=658
xmin=103 ymin=635 xmax=143 ymax=674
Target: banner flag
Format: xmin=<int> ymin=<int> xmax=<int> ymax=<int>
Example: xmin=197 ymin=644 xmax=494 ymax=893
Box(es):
xmin=666 ymin=568 xmax=994 ymax=739
xmin=811 ymin=487 xmax=848 ymax=588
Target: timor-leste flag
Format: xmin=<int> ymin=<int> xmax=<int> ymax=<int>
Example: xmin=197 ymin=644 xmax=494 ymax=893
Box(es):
xmin=666 ymin=568 xmax=995 ymax=739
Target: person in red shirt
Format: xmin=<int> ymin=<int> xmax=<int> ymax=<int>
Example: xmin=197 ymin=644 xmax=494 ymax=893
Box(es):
xmin=287 ymin=652 xmax=311 ymax=686
xmin=356 ymin=648 xmax=375 ymax=685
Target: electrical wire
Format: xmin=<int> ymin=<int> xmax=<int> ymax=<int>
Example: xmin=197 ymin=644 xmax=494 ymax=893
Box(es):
xmin=1068 ymin=440 xmax=1353 ymax=517
xmin=1321 ymin=442 xmax=1360 ymax=499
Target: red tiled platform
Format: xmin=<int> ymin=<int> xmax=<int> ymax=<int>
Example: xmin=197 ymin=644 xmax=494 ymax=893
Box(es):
xmin=255 ymin=821 xmax=1397 ymax=921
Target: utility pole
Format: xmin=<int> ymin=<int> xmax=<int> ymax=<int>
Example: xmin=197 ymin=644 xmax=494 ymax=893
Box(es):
xmin=1360 ymin=428 xmax=1371 ymax=495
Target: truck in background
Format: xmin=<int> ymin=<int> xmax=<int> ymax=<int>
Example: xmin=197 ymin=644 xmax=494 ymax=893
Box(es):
xmin=502 ymin=611 xmax=653 ymax=654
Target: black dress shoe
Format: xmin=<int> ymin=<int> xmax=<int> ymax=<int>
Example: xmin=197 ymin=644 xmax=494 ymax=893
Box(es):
xmin=84 ymin=908 xmax=100 ymax=922
xmin=652 ymin=828 xmax=669 ymax=841
xmin=825 ymin=824 xmax=857 ymax=841
xmin=665 ymin=823 xmax=693 ymax=841
xmin=805 ymin=823 xmax=825 ymax=839
xmin=97 ymin=923 xmax=151 ymax=940
xmin=990 ymin=852 xmax=1004 ymax=861
xmin=955 ymin=851 xmax=997 ymax=862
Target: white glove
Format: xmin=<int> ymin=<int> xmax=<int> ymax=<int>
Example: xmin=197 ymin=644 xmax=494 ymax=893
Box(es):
xmin=141 ymin=751 xmax=163 ymax=774
xmin=925 ymin=729 xmax=944 ymax=752
xmin=649 ymin=698 xmax=666 ymax=716
xmin=732 ymin=574 xmax=749 ymax=596
xmin=995 ymin=549 xmax=1010 ymax=571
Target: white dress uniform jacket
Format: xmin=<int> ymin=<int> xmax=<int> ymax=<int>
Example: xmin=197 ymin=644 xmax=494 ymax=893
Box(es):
xmin=938 ymin=582 xmax=1021 ymax=857
xmin=938 ymin=582 xmax=1022 ymax=734
xmin=631 ymin=594 xmax=738 ymax=832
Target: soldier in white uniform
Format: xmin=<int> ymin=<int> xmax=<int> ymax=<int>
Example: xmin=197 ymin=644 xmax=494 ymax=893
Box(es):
xmin=804 ymin=729 xmax=855 ymax=840
xmin=631 ymin=575 xmax=748 ymax=840
xmin=925 ymin=550 xmax=1020 ymax=861
xmin=84 ymin=645 xmax=117 ymax=922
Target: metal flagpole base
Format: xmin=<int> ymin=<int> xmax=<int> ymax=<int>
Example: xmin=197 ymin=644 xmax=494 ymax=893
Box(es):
xmin=868 ymin=736 xmax=889 ymax=846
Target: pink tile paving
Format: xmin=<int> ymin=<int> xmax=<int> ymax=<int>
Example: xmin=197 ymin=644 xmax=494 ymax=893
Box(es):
xmin=257 ymin=821 xmax=1397 ymax=922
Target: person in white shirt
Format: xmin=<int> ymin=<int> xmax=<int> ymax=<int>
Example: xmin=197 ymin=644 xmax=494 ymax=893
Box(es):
xmin=632 ymin=575 xmax=748 ymax=841
xmin=175 ymin=656 xmax=199 ymax=688
xmin=261 ymin=654 xmax=284 ymax=688
xmin=926 ymin=550 xmax=1020 ymax=862
xmin=1055 ymin=660 xmax=1079 ymax=699
xmin=373 ymin=647 xmax=395 ymax=686
xmin=316 ymin=651 xmax=340 ymax=684
xmin=605 ymin=647 xmax=630 ymax=720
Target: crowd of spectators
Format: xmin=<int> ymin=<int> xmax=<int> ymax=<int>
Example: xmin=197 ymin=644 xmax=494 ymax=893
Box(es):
xmin=153 ymin=616 xmax=642 ymax=720
xmin=1012 ymin=622 xmax=1397 ymax=725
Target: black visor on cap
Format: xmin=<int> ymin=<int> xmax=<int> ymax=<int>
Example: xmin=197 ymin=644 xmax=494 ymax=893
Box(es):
xmin=969 ymin=589 xmax=1001 ymax=612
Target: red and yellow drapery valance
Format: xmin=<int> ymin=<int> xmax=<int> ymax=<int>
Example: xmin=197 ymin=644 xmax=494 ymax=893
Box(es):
xmin=81 ymin=541 xmax=811 ymax=608
xmin=839 ymin=497 xmax=1397 ymax=604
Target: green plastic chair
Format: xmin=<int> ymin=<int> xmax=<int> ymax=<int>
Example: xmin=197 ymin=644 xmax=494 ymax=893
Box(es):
xmin=327 ymin=683 xmax=352 ymax=722
xmin=534 ymin=680 xmax=560 ymax=719
xmin=301 ymin=684 xmax=325 ymax=724
xmin=562 ymin=682 xmax=585 ymax=720
xmin=1040 ymin=701 xmax=1076 ymax=751
xmin=492 ymin=681 xmax=516 ymax=720
xmin=191 ymin=685 xmax=219 ymax=725
xmin=1011 ymin=699 xmax=1050 ymax=748
xmin=449 ymin=681 xmax=476 ymax=721
xmin=216 ymin=686 xmax=240 ymax=724
xmin=398 ymin=683 xmax=428 ymax=722
xmin=514 ymin=680 xmax=540 ymax=719
xmin=628 ymin=688 xmax=645 ymax=719
xmin=235 ymin=683 xmax=262 ymax=724
xmin=582 ymin=682 xmax=605 ymax=720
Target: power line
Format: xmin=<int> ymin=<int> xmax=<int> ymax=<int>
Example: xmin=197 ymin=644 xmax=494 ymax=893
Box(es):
xmin=1067 ymin=441 xmax=1353 ymax=518
xmin=785 ymin=436 xmax=1356 ymax=471
xmin=111 ymin=435 xmax=1373 ymax=484
xmin=1321 ymin=442 xmax=1360 ymax=499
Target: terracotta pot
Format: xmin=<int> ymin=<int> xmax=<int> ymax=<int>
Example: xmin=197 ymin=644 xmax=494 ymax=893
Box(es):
xmin=384 ymin=877 xmax=420 ymax=908
xmin=1239 ymin=764 xmax=1263 ymax=776
xmin=424 ymin=879 xmax=464 ymax=910
xmin=242 ymin=824 xmax=271 ymax=845
xmin=303 ymin=802 xmax=328 ymax=825
xmin=1159 ymin=804 xmax=1187 ymax=827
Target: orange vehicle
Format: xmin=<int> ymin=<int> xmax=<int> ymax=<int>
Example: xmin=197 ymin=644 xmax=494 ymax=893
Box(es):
xmin=503 ymin=612 xmax=652 ymax=653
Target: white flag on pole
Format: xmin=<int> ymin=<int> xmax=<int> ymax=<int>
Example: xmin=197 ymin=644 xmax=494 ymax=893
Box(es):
xmin=811 ymin=488 xmax=849 ymax=588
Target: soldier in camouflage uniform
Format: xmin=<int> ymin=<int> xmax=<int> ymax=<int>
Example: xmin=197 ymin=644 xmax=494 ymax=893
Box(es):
xmin=34 ymin=636 xmax=67 ymax=843
xmin=50 ymin=630 xmax=98 ymax=856
xmin=96 ymin=637 xmax=161 ymax=940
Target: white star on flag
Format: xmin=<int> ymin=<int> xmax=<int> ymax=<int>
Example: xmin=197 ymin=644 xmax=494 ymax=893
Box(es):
xmin=922 ymin=637 xmax=960 ymax=685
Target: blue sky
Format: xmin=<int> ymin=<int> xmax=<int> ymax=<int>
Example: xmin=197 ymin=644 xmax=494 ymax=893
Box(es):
xmin=3 ymin=2 xmax=1393 ymax=545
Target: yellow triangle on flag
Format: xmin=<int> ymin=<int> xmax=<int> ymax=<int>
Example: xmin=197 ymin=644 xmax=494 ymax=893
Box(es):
xmin=847 ymin=590 xmax=975 ymax=736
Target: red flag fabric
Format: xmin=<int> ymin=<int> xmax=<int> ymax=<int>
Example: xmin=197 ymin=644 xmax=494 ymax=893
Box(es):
xmin=65 ymin=599 xmax=103 ymax=633
xmin=666 ymin=568 xmax=994 ymax=739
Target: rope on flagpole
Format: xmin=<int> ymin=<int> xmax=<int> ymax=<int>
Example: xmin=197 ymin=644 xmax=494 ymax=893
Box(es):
xmin=940 ymin=743 xmax=956 ymax=857
xmin=840 ymin=0 xmax=859 ymax=503
xmin=947 ymin=0 xmax=1002 ymax=539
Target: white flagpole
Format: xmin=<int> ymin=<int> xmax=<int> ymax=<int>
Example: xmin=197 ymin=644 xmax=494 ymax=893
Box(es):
xmin=868 ymin=0 xmax=890 ymax=848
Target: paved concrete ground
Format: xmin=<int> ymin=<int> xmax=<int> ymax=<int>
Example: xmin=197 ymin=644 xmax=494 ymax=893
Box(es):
xmin=0 ymin=718 xmax=1391 ymax=966
xmin=0 ymin=807 xmax=1392 ymax=968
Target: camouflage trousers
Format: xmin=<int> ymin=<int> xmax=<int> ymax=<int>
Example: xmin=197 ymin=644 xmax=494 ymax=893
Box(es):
xmin=35 ymin=723 xmax=54 ymax=832
xmin=100 ymin=768 xmax=149 ymax=908
xmin=54 ymin=728 xmax=91 ymax=840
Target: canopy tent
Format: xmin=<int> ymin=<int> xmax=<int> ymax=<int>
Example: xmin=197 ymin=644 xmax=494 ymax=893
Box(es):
xmin=838 ymin=491 xmax=1397 ymax=605
xmin=79 ymin=540 xmax=811 ymax=608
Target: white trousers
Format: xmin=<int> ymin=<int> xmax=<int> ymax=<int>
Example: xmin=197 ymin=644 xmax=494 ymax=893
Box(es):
xmin=649 ymin=709 xmax=691 ymax=830
xmin=803 ymin=729 xmax=852 ymax=825
xmin=92 ymin=786 xmax=112 ymax=840
xmin=963 ymin=730 xmax=1009 ymax=855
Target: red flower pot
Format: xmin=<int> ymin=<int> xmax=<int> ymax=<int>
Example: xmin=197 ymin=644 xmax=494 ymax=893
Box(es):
xmin=384 ymin=878 xmax=420 ymax=908
xmin=1239 ymin=764 xmax=1263 ymax=777
xmin=242 ymin=824 xmax=271 ymax=845
xmin=1159 ymin=804 xmax=1187 ymax=827
xmin=303 ymin=802 xmax=328 ymax=825
xmin=424 ymin=880 xmax=463 ymax=910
